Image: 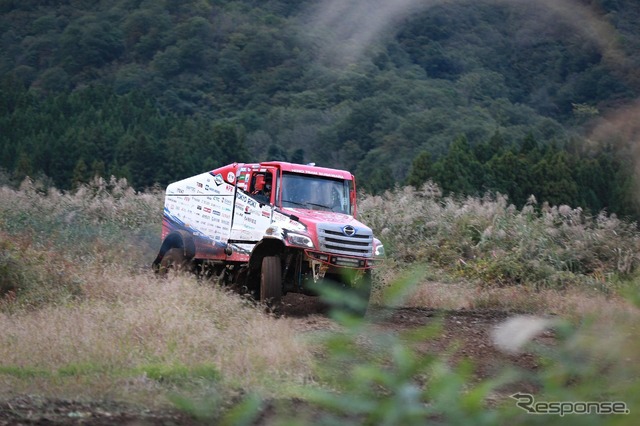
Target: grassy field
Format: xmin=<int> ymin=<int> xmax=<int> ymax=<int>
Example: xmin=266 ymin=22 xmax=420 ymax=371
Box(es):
xmin=1 ymin=177 xmax=638 ymax=424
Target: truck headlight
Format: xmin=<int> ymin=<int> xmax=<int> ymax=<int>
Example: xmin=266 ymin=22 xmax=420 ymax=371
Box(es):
xmin=374 ymin=239 xmax=385 ymax=257
xmin=285 ymin=232 xmax=315 ymax=248
xmin=265 ymin=223 xmax=313 ymax=248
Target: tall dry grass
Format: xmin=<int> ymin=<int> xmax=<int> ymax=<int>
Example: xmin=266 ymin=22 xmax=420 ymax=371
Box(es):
xmin=0 ymin=177 xmax=312 ymax=408
xmin=359 ymin=182 xmax=640 ymax=292
xmin=0 ymin=176 xmax=163 ymax=308
xmin=0 ymin=271 xmax=311 ymax=404
xmin=0 ymin=176 xmax=162 ymax=266
xmin=2 ymin=175 xmax=639 ymax=419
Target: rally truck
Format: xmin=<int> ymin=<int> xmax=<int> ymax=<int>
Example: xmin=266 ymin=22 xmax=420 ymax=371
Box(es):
xmin=152 ymin=161 xmax=384 ymax=310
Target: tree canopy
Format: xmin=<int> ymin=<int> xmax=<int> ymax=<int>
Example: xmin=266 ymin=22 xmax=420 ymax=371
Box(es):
xmin=1 ymin=0 xmax=639 ymax=216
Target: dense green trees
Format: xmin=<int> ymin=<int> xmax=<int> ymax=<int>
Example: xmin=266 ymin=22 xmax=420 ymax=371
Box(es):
xmin=404 ymin=132 xmax=637 ymax=218
xmin=0 ymin=79 xmax=248 ymax=190
xmin=1 ymin=0 xmax=639 ymax=217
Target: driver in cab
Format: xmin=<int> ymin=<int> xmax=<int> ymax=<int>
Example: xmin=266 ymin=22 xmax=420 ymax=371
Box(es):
xmin=251 ymin=174 xmax=271 ymax=205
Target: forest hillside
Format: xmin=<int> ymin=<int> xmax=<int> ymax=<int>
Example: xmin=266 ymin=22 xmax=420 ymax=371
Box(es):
xmin=1 ymin=0 xmax=640 ymax=215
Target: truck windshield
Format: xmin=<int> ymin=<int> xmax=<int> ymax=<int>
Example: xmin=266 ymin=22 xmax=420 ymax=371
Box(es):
xmin=280 ymin=172 xmax=352 ymax=214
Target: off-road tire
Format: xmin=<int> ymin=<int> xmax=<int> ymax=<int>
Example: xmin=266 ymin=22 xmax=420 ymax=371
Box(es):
xmin=260 ymin=256 xmax=282 ymax=304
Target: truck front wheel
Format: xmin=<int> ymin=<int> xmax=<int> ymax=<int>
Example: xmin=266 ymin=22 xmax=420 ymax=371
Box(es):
xmin=260 ymin=256 xmax=282 ymax=304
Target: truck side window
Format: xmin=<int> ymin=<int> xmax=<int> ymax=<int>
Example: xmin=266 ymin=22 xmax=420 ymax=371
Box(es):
xmin=250 ymin=173 xmax=272 ymax=205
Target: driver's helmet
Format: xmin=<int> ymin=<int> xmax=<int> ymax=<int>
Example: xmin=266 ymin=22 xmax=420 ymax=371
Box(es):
xmin=253 ymin=174 xmax=265 ymax=192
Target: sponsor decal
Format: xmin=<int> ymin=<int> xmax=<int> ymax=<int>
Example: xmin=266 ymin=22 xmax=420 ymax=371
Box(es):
xmin=227 ymin=172 xmax=235 ymax=183
xmin=273 ymin=212 xmax=288 ymax=222
xmin=214 ymin=174 xmax=224 ymax=186
xmin=203 ymin=207 xmax=211 ymax=213
xmin=239 ymin=230 xmax=253 ymax=239
xmin=197 ymin=182 xmax=203 ymax=188
xmin=290 ymin=168 xmax=345 ymax=179
xmin=197 ymin=205 xmax=202 ymax=210
xmin=262 ymin=211 xmax=271 ymax=218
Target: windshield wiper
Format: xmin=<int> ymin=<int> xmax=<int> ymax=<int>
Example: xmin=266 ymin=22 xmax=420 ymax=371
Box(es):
xmin=305 ymin=202 xmax=334 ymax=211
xmin=282 ymin=199 xmax=307 ymax=207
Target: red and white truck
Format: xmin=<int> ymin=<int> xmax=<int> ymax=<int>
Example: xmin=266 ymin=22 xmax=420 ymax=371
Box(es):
xmin=152 ymin=161 xmax=384 ymax=309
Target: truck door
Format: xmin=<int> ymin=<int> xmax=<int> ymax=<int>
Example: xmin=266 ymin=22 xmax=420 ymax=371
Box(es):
xmin=228 ymin=167 xmax=277 ymax=253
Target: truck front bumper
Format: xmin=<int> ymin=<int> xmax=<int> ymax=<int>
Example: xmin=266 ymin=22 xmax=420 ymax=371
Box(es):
xmin=305 ymin=249 xmax=381 ymax=269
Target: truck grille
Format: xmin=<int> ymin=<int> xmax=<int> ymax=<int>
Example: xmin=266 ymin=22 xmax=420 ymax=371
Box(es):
xmin=317 ymin=224 xmax=374 ymax=258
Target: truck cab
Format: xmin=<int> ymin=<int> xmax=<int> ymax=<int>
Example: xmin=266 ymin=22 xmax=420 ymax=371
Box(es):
xmin=152 ymin=162 xmax=384 ymax=308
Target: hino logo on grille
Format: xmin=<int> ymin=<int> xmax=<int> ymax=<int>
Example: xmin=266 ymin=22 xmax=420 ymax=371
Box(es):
xmin=342 ymin=225 xmax=356 ymax=236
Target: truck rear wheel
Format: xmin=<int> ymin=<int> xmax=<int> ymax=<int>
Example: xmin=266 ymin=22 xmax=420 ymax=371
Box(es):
xmin=260 ymin=256 xmax=282 ymax=304
xmin=158 ymin=248 xmax=190 ymax=276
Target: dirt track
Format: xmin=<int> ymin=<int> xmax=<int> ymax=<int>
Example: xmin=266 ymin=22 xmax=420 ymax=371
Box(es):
xmin=0 ymin=294 xmax=550 ymax=425
xmin=280 ymin=293 xmax=548 ymax=387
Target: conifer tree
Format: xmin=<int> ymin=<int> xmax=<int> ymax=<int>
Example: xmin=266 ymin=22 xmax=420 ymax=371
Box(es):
xmin=406 ymin=151 xmax=433 ymax=189
xmin=432 ymin=135 xmax=483 ymax=196
xmin=72 ymin=158 xmax=89 ymax=188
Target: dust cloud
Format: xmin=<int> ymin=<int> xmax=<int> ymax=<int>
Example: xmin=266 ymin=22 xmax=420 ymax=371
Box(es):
xmin=299 ymin=0 xmax=627 ymax=68
xmin=588 ymin=99 xmax=640 ymax=181
xmin=299 ymin=0 xmax=428 ymax=66
xmin=299 ymin=0 xmax=638 ymax=186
